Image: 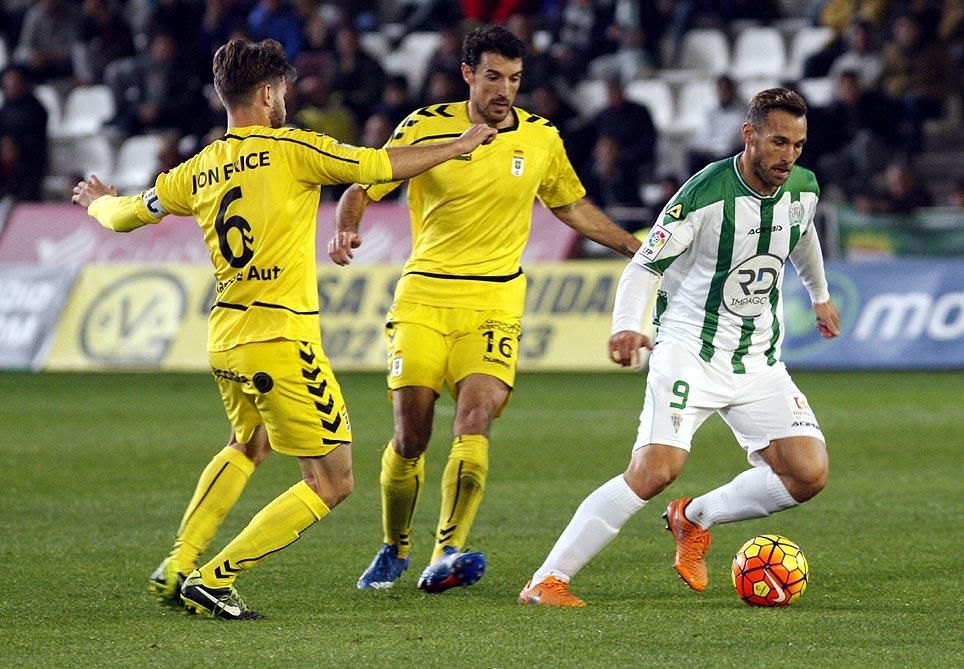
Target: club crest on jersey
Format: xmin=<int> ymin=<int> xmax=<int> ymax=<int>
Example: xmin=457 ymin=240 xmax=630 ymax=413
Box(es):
xmin=671 ymin=413 xmax=683 ymax=434
xmin=511 ymin=150 xmax=524 ymax=176
xmin=788 ymin=201 xmax=805 ymax=227
xmin=641 ymin=224 xmax=672 ymax=260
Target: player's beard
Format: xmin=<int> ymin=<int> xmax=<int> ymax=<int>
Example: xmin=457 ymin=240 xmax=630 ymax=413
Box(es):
xmin=476 ymin=97 xmax=512 ymax=126
xmin=750 ymin=152 xmax=790 ymax=192
xmin=269 ymin=97 xmax=286 ymax=128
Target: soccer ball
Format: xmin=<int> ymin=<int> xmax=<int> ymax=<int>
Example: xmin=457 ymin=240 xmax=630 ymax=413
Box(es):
xmin=731 ymin=534 xmax=808 ymax=607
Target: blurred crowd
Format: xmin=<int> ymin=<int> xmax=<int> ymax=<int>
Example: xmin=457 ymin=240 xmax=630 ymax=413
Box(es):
xmin=0 ymin=0 xmax=961 ymax=228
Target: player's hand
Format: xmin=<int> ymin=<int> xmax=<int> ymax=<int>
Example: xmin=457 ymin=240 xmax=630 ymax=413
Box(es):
xmin=71 ymin=175 xmax=116 ymax=207
xmin=328 ymin=231 xmax=362 ymax=266
xmin=607 ymin=330 xmax=653 ymax=368
xmin=813 ymin=300 xmax=840 ymax=339
xmin=456 ymin=123 xmax=497 ymax=153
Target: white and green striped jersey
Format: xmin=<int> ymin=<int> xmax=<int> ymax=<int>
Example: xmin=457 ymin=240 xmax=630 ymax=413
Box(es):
xmin=633 ymin=155 xmax=820 ymax=373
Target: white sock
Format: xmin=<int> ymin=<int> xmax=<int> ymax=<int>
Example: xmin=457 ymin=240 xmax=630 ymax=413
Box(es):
xmin=531 ymin=475 xmax=646 ymax=584
xmin=685 ymin=466 xmax=798 ymax=529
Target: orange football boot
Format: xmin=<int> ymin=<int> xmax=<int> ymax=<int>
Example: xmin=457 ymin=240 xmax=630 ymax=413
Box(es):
xmin=663 ymin=497 xmax=712 ymax=591
xmin=518 ymin=576 xmax=586 ymax=607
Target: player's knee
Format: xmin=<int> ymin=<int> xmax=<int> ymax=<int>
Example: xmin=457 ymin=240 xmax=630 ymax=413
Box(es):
xmin=624 ymin=456 xmax=678 ymax=499
xmin=228 ymin=432 xmax=271 ymax=467
xmin=305 ymin=470 xmax=354 ymax=508
xmin=790 ymin=460 xmax=828 ymax=502
xmin=392 ymin=428 xmax=430 ymax=458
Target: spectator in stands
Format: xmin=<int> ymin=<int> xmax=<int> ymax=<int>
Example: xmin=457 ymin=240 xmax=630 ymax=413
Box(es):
xmin=248 ymin=0 xmax=304 ymax=61
xmin=506 ymin=12 xmax=553 ymax=101
xmin=0 ymin=64 xmax=47 ymax=200
xmin=583 ymin=134 xmax=644 ymax=233
xmin=0 ymin=0 xmax=34 ymax=55
xmin=293 ymin=74 xmax=358 ymax=144
xmin=686 ymin=75 xmax=744 ymax=175
xmin=855 ymin=160 xmax=934 ymax=214
xmin=13 ymin=0 xmax=81 ymax=81
xmin=373 ymin=74 xmax=414 ymax=128
xmin=418 ymin=26 xmax=465 ymax=102
xmin=811 ymin=70 xmax=898 ymax=200
xmin=144 ymin=0 xmax=203 ymax=70
xmin=548 ymin=0 xmax=618 ymax=84
xmin=361 ymin=112 xmax=393 ymax=148
xmin=420 ymin=68 xmax=464 ymax=106
xmin=825 ymin=19 xmax=884 ymax=88
xmin=105 ymin=32 xmax=204 ymax=137
xmin=948 ymin=177 xmax=964 ymax=208
xmin=881 ymin=12 xmax=954 ymax=153
xmin=528 ymin=83 xmax=592 ymax=173
xmin=327 ymin=25 xmax=385 ymax=121
xmin=590 ymin=77 xmax=657 ymax=181
xmin=200 ymin=0 xmax=250 ymax=65
xmin=73 ymin=0 xmax=136 ymax=86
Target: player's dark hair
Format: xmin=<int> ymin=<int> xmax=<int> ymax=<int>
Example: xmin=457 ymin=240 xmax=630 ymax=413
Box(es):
xmin=462 ymin=25 xmax=526 ymax=70
xmin=746 ymin=88 xmax=807 ymax=127
xmin=213 ymin=38 xmax=296 ymax=109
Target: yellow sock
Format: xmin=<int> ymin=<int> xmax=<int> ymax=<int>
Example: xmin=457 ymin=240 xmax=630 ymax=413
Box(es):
xmin=431 ymin=435 xmax=488 ymax=562
xmin=170 ymin=446 xmax=254 ymax=572
xmin=380 ymin=441 xmax=424 ymax=560
xmin=198 ymin=481 xmax=329 ymax=587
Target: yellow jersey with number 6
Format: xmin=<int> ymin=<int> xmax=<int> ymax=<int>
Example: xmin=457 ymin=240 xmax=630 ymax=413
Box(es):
xmin=364 ymin=102 xmax=585 ymax=313
xmin=151 ymin=125 xmax=392 ymax=351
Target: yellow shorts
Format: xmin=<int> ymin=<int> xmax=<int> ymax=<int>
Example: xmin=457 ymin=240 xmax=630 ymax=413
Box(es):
xmin=208 ymin=339 xmax=352 ymax=457
xmin=385 ymin=300 xmax=522 ymax=395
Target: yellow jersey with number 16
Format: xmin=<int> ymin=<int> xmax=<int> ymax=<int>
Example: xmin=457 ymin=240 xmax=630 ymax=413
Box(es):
xmin=148 ymin=125 xmax=392 ymax=351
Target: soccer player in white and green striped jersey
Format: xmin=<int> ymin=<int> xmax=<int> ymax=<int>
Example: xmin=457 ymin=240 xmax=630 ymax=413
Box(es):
xmin=520 ymin=88 xmax=841 ymax=607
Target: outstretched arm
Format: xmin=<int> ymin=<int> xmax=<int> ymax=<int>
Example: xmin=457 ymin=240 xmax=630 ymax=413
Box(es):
xmin=329 ymin=184 xmax=373 ymax=266
xmin=550 ymin=198 xmax=641 ymax=258
xmin=71 ymin=175 xmax=160 ymax=232
xmin=385 ymin=123 xmax=496 ymax=181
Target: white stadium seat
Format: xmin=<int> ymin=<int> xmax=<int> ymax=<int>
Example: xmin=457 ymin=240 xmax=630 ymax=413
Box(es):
xmin=112 ymin=134 xmax=164 ymax=194
xmin=57 ymin=85 xmax=115 ymax=138
xmin=787 ymin=26 xmax=836 ymax=80
xmin=671 ymin=78 xmax=718 ymax=136
xmin=798 ymin=76 xmax=836 ymax=107
xmin=676 ymin=28 xmax=730 ymax=75
xmin=381 ymin=31 xmax=442 ymax=92
xmin=33 ymin=84 xmax=62 ymax=137
xmin=571 ymin=78 xmax=608 ymax=118
xmin=624 ymin=79 xmax=675 ymax=132
xmin=730 ymin=27 xmax=786 ymax=80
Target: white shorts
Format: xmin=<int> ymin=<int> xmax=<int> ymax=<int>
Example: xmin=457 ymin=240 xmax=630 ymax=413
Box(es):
xmin=634 ymin=340 xmax=825 ymax=465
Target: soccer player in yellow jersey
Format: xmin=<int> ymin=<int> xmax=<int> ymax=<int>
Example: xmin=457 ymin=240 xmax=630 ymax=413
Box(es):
xmin=330 ymin=25 xmax=641 ymax=593
xmin=70 ymin=38 xmax=496 ymax=619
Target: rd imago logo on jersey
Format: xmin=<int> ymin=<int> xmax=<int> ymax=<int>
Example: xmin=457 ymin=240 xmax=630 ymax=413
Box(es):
xmin=722 ymin=254 xmax=784 ymax=318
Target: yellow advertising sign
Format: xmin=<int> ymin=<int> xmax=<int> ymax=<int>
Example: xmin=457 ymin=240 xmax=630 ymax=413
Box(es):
xmin=46 ymin=261 xmax=644 ymax=372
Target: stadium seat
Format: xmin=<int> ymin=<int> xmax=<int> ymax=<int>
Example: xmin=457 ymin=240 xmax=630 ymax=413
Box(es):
xmin=798 ymin=76 xmax=836 ymax=107
xmin=787 ymin=26 xmax=836 ymax=80
xmin=730 ymin=27 xmax=786 ymax=80
xmin=670 ymin=78 xmax=718 ymax=136
xmin=570 ymin=78 xmax=609 ymax=119
xmin=112 ymin=134 xmax=164 ymax=194
xmin=381 ymin=31 xmax=442 ymax=92
xmin=44 ymin=135 xmax=114 ymax=200
xmin=57 ymin=85 xmax=115 ymax=138
xmin=738 ymin=78 xmax=782 ymax=103
xmin=624 ymin=79 xmax=675 ymax=132
xmin=663 ymin=29 xmax=730 ymax=83
xmin=359 ymin=32 xmax=391 ymax=62
xmin=33 ymin=84 xmax=62 ymax=137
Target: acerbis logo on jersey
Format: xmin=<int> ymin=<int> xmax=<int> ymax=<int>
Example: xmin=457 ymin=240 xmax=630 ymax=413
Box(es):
xmin=641 ymin=224 xmax=672 ymax=260
xmin=722 ymin=254 xmax=784 ymax=317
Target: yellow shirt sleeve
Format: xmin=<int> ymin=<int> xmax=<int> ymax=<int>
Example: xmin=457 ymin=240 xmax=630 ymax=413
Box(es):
xmin=87 ymin=187 xmax=168 ymax=232
xmin=282 ymin=129 xmax=393 ymax=187
xmin=536 ymin=132 xmax=586 ymax=209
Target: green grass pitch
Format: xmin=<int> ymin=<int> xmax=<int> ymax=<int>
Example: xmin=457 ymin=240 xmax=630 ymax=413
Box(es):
xmin=1 ymin=370 xmax=961 ymax=668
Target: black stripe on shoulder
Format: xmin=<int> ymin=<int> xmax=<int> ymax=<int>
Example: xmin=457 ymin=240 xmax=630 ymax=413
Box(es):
xmin=393 ymin=132 xmax=405 ymax=140
xmin=222 ymin=132 xmax=360 ymax=165
xmin=412 ymin=133 xmax=462 ymax=145
xmin=416 ymin=108 xmax=436 ymax=117
xmin=524 ymin=114 xmax=555 ymax=128
xmin=435 ymin=104 xmax=454 ymax=117
xmin=525 ymin=114 xmax=542 ymax=123
xmin=404 ymin=119 xmax=419 ymax=127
